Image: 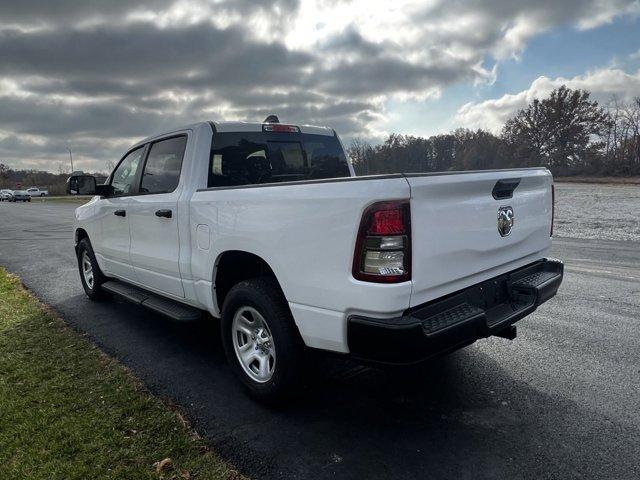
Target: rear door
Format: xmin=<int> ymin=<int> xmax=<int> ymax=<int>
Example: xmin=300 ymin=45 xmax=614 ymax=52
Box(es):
xmin=406 ymin=168 xmax=553 ymax=307
xmin=128 ymin=135 xmax=187 ymax=298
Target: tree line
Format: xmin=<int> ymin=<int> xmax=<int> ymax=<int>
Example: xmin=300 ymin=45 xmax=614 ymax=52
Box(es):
xmin=348 ymin=86 xmax=640 ymax=177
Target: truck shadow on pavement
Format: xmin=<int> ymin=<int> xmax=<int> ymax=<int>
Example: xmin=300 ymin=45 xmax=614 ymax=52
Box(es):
xmin=59 ymin=294 xmax=636 ymax=480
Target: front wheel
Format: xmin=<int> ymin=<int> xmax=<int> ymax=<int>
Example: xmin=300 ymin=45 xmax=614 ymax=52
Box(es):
xmin=77 ymin=238 xmax=108 ymax=300
xmin=221 ymin=277 xmax=305 ymax=404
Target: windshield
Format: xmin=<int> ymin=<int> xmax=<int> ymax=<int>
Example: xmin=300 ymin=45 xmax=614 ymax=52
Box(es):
xmin=208 ymin=132 xmax=351 ymax=188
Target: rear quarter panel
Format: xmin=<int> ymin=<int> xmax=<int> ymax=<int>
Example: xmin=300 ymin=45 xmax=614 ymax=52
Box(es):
xmin=189 ymin=177 xmax=413 ymax=351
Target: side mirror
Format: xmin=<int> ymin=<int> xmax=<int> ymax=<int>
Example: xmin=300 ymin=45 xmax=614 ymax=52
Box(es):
xmin=67 ymin=175 xmax=97 ymax=195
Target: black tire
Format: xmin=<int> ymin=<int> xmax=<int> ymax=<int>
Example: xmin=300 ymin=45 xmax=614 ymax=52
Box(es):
xmin=221 ymin=277 xmax=305 ymax=404
xmin=77 ymin=238 xmax=108 ymax=301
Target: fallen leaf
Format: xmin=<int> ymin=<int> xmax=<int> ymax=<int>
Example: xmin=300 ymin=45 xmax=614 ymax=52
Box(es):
xmin=154 ymin=457 xmax=173 ymax=473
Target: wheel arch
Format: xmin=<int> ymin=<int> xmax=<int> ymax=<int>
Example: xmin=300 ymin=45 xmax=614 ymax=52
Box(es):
xmin=212 ymin=250 xmax=288 ymax=314
xmin=75 ymin=227 xmax=89 ymax=246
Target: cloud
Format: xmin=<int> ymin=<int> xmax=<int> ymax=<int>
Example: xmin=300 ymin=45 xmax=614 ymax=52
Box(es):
xmin=0 ymin=0 xmax=638 ymax=171
xmin=455 ymin=68 xmax=640 ymax=131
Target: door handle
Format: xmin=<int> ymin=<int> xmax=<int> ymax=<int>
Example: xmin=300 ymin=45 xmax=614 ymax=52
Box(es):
xmin=114 ymin=209 xmax=126 ymax=217
xmin=492 ymin=178 xmax=521 ymax=200
xmin=155 ymin=209 xmax=172 ymax=218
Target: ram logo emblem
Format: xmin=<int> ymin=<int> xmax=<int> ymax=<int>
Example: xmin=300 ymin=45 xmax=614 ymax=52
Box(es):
xmin=497 ymin=206 xmax=514 ymax=237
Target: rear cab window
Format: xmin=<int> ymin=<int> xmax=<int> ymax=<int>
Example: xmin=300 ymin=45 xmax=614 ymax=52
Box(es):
xmin=208 ymin=131 xmax=350 ymax=188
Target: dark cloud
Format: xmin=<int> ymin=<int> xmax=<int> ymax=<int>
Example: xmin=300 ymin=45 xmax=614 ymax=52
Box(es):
xmin=0 ymin=0 xmax=171 ymax=25
xmin=0 ymin=23 xmax=313 ymax=82
xmin=317 ymin=55 xmax=475 ymax=96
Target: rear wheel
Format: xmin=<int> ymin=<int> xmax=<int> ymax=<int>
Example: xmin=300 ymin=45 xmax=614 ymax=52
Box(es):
xmin=221 ymin=277 xmax=304 ymax=404
xmin=77 ymin=238 xmax=107 ymax=300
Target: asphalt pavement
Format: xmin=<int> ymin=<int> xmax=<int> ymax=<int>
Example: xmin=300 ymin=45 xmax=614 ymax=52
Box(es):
xmin=0 ymin=200 xmax=638 ymax=479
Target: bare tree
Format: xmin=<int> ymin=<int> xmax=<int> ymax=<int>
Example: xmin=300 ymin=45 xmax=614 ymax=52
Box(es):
xmin=0 ymin=163 xmax=10 ymax=183
xmin=347 ymin=137 xmax=375 ymax=175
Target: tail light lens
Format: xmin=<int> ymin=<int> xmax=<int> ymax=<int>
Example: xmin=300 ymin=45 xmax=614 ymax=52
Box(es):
xmin=353 ymin=200 xmax=411 ymax=283
xmin=550 ymin=184 xmax=555 ymax=237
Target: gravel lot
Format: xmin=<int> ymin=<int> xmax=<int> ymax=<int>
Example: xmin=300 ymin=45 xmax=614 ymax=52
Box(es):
xmin=554 ymin=182 xmax=640 ymax=241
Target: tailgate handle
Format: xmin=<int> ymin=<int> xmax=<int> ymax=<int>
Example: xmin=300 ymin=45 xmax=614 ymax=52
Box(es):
xmin=492 ymin=178 xmax=521 ymax=200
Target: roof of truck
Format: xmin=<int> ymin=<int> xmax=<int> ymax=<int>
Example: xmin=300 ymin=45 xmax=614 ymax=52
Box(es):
xmin=212 ymin=121 xmax=335 ymax=136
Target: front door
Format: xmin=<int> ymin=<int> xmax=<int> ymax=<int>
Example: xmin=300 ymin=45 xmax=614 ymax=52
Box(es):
xmin=95 ymin=146 xmax=145 ymax=282
xmin=128 ymin=135 xmax=187 ymax=298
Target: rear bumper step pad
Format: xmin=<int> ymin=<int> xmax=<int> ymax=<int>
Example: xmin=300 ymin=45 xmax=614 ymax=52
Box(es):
xmin=102 ymin=281 xmax=201 ymax=322
xmin=348 ymin=258 xmax=563 ymax=364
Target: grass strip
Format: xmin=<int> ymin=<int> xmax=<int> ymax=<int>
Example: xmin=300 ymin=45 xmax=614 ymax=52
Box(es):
xmin=0 ymin=268 xmax=242 ymax=480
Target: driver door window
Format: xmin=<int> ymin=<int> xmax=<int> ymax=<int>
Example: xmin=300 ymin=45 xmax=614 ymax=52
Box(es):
xmin=110 ymin=147 xmax=144 ymax=196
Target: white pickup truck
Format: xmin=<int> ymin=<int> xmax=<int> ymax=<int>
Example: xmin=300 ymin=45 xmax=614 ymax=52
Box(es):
xmin=26 ymin=187 xmax=48 ymax=197
xmin=67 ymin=118 xmax=563 ymax=402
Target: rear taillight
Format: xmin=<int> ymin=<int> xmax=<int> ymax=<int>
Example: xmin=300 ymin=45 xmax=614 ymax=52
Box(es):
xmin=353 ymin=200 xmax=411 ymax=283
xmin=550 ymin=184 xmax=555 ymax=237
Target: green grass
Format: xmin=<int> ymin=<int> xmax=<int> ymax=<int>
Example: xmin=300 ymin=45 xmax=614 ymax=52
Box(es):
xmin=0 ymin=268 xmax=242 ymax=480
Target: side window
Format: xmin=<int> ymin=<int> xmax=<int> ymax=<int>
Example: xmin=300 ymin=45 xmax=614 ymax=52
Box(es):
xmin=140 ymin=136 xmax=187 ymax=194
xmin=110 ymin=147 xmax=144 ymax=196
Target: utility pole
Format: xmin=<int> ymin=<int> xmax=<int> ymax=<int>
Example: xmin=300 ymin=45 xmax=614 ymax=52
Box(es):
xmin=67 ymin=146 xmax=74 ymax=173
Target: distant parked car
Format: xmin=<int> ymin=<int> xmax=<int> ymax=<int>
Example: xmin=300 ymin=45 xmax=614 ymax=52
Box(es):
xmin=12 ymin=190 xmax=31 ymax=202
xmin=26 ymin=187 xmax=48 ymax=197
xmin=0 ymin=189 xmax=14 ymax=201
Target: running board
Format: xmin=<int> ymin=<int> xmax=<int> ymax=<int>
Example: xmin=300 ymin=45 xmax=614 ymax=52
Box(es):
xmin=102 ymin=280 xmax=202 ymax=322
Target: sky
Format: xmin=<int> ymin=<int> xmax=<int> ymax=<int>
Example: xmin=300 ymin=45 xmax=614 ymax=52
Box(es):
xmin=0 ymin=0 xmax=639 ymax=173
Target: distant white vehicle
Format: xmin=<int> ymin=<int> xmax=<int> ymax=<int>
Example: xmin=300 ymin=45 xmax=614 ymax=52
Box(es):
xmin=0 ymin=189 xmax=14 ymax=201
xmin=67 ymin=118 xmax=563 ymax=403
xmin=26 ymin=187 xmax=48 ymax=197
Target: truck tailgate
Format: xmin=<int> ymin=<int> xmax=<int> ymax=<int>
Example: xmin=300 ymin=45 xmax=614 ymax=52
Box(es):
xmin=407 ymin=168 xmax=553 ymax=307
